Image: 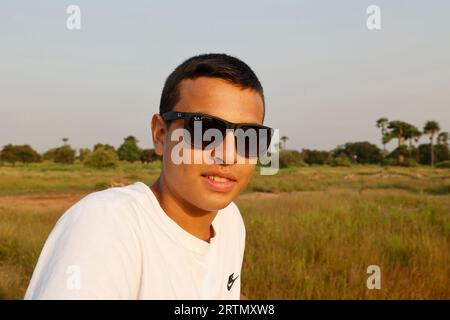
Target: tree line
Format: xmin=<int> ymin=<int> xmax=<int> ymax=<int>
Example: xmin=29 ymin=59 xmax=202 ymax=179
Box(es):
xmin=275 ymin=119 xmax=449 ymax=168
xmin=0 ymin=136 xmax=161 ymax=169
xmin=1 ymin=119 xmax=449 ymax=169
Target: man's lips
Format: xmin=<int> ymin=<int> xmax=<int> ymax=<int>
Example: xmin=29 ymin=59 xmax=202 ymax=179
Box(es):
xmin=201 ymin=171 xmax=237 ymax=181
xmin=200 ymin=171 xmax=237 ymax=192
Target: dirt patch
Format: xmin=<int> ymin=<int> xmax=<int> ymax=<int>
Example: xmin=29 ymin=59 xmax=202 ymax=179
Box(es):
xmin=19 ymin=192 xmax=87 ymax=202
xmin=238 ymin=192 xmax=281 ymax=201
xmin=0 ymin=191 xmax=89 ymax=213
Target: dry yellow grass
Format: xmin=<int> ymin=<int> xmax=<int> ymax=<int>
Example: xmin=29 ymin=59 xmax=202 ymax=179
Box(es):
xmin=237 ymin=188 xmax=450 ymax=299
xmin=0 ymin=163 xmax=449 ymax=299
xmin=0 ymin=191 xmax=87 ymax=299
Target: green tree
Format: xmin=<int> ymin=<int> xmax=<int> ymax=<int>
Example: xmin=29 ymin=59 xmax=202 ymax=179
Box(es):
xmin=78 ymin=148 xmax=92 ymax=162
xmin=94 ymin=143 xmax=116 ymax=153
xmin=118 ymin=136 xmax=142 ymax=162
xmin=302 ymin=149 xmax=331 ymax=165
xmin=329 ymin=155 xmax=353 ymax=167
xmin=42 ymin=148 xmax=57 ymax=161
xmin=0 ymin=144 xmax=19 ymax=166
xmin=0 ymin=144 xmax=41 ymax=165
xmin=14 ymin=145 xmax=41 ymax=164
xmin=417 ymin=143 xmax=449 ymax=165
xmin=278 ymin=150 xmax=305 ymax=168
xmin=83 ymin=147 xmax=119 ymax=169
xmin=387 ymin=145 xmax=412 ymax=166
xmin=403 ymin=124 xmax=421 ymax=150
xmin=140 ymin=149 xmax=161 ymax=164
xmin=383 ymin=121 xmax=413 ymax=164
xmin=376 ymin=117 xmax=389 ymax=155
xmin=423 ymin=120 xmax=440 ymax=167
xmin=54 ymin=145 xmax=76 ymax=164
xmin=438 ymin=131 xmax=449 ymax=147
xmin=333 ymin=141 xmax=383 ymax=164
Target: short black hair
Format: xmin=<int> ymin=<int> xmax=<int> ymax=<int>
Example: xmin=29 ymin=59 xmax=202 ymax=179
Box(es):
xmin=159 ymin=53 xmax=265 ymax=120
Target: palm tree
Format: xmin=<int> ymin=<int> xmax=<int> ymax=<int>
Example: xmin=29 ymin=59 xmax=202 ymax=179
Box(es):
xmin=403 ymin=124 xmax=421 ymax=149
xmin=376 ymin=118 xmax=389 ymax=155
xmin=438 ymin=131 xmax=449 ymax=146
xmin=280 ymin=136 xmax=289 ymax=151
xmin=383 ymin=121 xmax=411 ymax=164
xmin=423 ymin=121 xmax=440 ymax=167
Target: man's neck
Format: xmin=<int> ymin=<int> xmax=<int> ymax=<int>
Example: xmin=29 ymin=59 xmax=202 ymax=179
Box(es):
xmin=150 ymin=177 xmax=217 ymax=242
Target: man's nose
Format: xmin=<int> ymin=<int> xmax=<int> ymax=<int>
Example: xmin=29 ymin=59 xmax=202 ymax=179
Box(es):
xmin=211 ymin=130 xmax=237 ymax=164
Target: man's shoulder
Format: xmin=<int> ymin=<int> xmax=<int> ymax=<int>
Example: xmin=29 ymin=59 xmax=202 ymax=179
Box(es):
xmin=78 ymin=182 xmax=147 ymax=208
xmin=59 ymin=182 xmax=148 ymax=226
xmin=25 ymin=184 xmax=147 ymax=299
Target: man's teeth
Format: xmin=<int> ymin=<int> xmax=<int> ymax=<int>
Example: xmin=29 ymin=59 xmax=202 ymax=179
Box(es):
xmin=207 ymin=175 xmax=230 ymax=182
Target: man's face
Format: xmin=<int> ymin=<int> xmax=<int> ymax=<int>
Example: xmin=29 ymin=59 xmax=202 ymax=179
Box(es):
xmin=154 ymin=76 xmax=265 ymax=211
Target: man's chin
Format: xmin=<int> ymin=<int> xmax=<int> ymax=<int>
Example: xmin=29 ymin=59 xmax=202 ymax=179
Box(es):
xmin=193 ymin=193 xmax=235 ymax=212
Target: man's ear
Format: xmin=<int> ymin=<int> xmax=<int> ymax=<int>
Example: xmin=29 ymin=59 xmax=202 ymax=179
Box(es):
xmin=151 ymin=114 xmax=167 ymax=156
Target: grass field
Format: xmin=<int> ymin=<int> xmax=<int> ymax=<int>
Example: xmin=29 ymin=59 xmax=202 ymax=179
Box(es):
xmin=0 ymin=162 xmax=449 ymax=299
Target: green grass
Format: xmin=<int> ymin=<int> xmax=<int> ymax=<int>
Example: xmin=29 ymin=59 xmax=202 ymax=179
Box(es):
xmin=247 ymin=165 xmax=450 ymax=195
xmin=0 ymin=162 xmax=449 ymax=299
xmin=0 ymin=161 xmax=161 ymax=195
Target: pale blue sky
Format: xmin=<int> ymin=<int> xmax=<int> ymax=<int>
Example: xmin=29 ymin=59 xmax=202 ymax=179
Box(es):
xmin=1 ymin=0 xmax=449 ymax=153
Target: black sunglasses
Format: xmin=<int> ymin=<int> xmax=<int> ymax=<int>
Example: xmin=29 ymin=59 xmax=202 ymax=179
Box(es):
xmin=161 ymin=111 xmax=273 ymax=158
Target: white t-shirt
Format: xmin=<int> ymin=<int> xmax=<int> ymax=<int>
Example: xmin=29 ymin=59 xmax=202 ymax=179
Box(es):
xmin=25 ymin=181 xmax=246 ymax=300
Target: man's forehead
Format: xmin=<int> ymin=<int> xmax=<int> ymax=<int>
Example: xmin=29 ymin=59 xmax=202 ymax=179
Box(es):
xmin=174 ymin=77 xmax=264 ymax=124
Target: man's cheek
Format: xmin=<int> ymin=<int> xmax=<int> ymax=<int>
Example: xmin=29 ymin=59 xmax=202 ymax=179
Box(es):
xmin=238 ymin=167 xmax=255 ymax=188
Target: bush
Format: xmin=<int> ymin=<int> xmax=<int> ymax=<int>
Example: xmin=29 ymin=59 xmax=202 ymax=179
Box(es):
xmin=278 ymin=150 xmax=305 ymax=168
xmin=94 ymin=143 xmax=116 ymax=153
xmin=0 ymin=144 xmax=41 ymax=165
xmin=436 ymin=160 xmax=450 ymax=168
xmin=329 ymin=155 xmax=353 ymax=167
xmin=401 ymin=158 xmax=419 ymax=167
xmin=54 ymin=146 xmax=76 ymax=164
xmin=78 ymin=148 xmax=92 ymax=161
xmin=42 ymin=148 xmax=57 ymax=161
xmin=140 ymin=149 xmax=161 ymax=164
xmin=1 ymin=144 xmax=19 ymax=165
xmin=381 ymin=158 xmax=398 ymax=166
xmin=15 ymin=145 xmax=41 ymax=164
xmin=387 ymin=145 xmax=411 ymax=165
xmin=302 ymin=149 xmax=331 ymax=165
xmin=83 ymin=147 xmax=119 ymax=169
xmin=333 ymin=141 xmax=382 ymax=164
xmin=418 ymin=144 xmax=450 ymax=165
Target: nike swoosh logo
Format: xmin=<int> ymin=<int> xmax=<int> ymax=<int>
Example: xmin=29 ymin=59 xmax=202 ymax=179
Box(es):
xmin=227 ymin=273 xmax=239 ymax=291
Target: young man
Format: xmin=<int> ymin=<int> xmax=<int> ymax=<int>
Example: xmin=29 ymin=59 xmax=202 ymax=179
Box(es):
xmin=25 ymin=53 xmax=272 ymax=299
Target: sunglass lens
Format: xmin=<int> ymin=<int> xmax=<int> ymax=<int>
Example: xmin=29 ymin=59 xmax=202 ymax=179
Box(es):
xmin=235 ymin=126 xmax=273 ymax=158
xmin=187 ymin=116 xmax=227 ymax=149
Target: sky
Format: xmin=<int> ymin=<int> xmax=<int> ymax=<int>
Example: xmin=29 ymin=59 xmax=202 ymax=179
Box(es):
xmin=1 ymin=0 xmax=449 ymax=153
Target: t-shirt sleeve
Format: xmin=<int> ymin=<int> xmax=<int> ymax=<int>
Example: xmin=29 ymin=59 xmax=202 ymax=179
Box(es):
xmin=24 ymin=194 xmax=142 ymax=299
